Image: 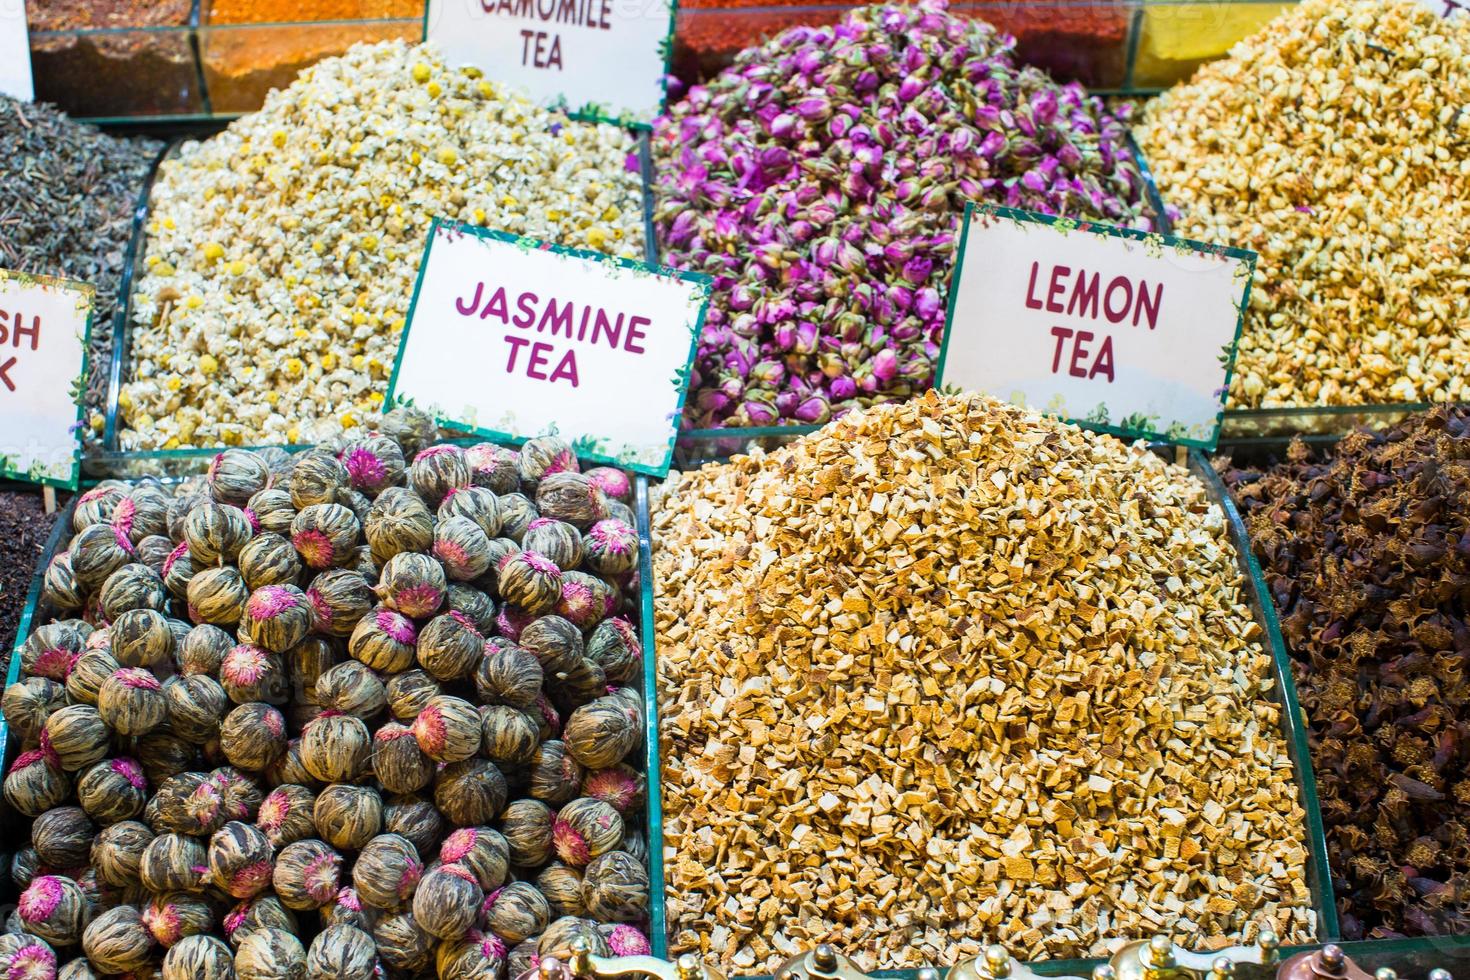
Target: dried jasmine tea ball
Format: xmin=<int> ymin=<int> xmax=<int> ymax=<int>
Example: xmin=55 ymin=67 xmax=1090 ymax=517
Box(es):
xmin=439 ymin=485 xmax=502 ymax=538
xmin=518 ymin=436 xmax=577 ymax=491
xmin=43 ymin=551 xmax=84 ymax=613
xmin=212 ymin=766 xmax=265 ymax=824
xmin=529 ymin=741 xmax=583 ymax=806
xmin=0 ymin=931 xmax=55 ymax=978
xmin=477 ymin=538 xmax=521 ymax=595
xmin=222 ymin=895 xmax=296 ymax=948
xmin=285 ymin=636 xmax=337 ymax=693
xmin=522 ymin=519 xmax=583 ymax=571
xmin=337 ymin=434 xmax=405 ymax=495
xmin=536 ymin=862 xmax=585 ymax=918
xmin=372 ymin=911 xmax=433 ymax=973
xmin=417 ymin=613 xmax=482 ymax=681
xmin=180 ymin=625 xmax=232 ymax=676
xmin=162 ymin=675 xmax=229 ymax=741
xmin=315 ymin=661 xmax=386 ymax=718
xmin=435 ymin=759 xmax=508 ymax=827
xmin=187 ymin=566 xmax=250 ymax=627
xmin=496 ymin=494 xmax=539 ymax=544
xmin=264 ymin=739 xmax=314 ymax=789
xmin=314 ymin=784 xmax=383 ymax=851
xmin=163 ymin=934 xmax=235 ymax=980
xmin=92 ymin=821 xmax=155 ymax=889
xmin=496 ymin=552 xmax=562 ymax=615
xmin=320 ymin=888 xmax=375 ymax=932
xmin=372 ymin=724 xmax=434 ymax=795
xmin=349 ymin=607 xmax=418 ymax=673
xmin=300 ymin=712 xmax=371 ymax=784
xmin=408 ymin=445 xmax=472 ymax=507
xmin=520 ymin=616 xmax=584 ymax=676
xmin=235 ymin=927 xmax=307 ymax=980
xmin=97 ymin=668 xmax=167 ymax=736
xmin=383 ymin=795 xmax=446 ymax=858
xmin=77 ymin=758 xmax=149 ymax=824
xmin=535 ymin=474 xmax=607 ymax=531
xmin=255 ymin=785 xmax=317 ymax=848
xmin=220 ymin=703 xmax=288 ymax=772
xmin=434 ymin=516 xmax=493 ymax=582
xmin=438 ymin=827 xmax=509 ymax=892
xmin=119 ymin=484 xmax=173 ymax=538
xmin=209 ymin=449 xmax=272 ymax=506
xmin=289 ymin=449 xmax=350 ymax=510
xmin=583 ymin=467 xmax=630 ymax=504
xmin=413 ymin=864 xmax=482 ymax=941
xmin=411 ymin=696 xmax=482 ymax=763
xmin=141 ymin=890 xmax=214 ymax=947
xmin=140 ymin=833 xmax=209 ymax=893
xmin=247 ymin=488 xmax=297 ymax=538
xmin=70 ymin=522 xmax=134 ymax=590
xmin=500 ymin=799 xmax=555 ymax=868
xmin=10 ymin=847 xmax=39 ymax=890
xmin=437 ymin=931 xmax=509 ymax=980
xmin=147 ymin=772 xmax=211 ymax=835
xmin=220 ymin=644 xmax=288 ymax=705
xmin=583 ymin=519 xmax=637 ymax=577
xmin=532 ymin=694 xmax=561 ymax=741
xmin=240 ymin=586 xmax=313 ymax=654
xmin=83 ymin=905 xmax=153 ymax=973
xmin=582 ymin=765 xmax=644 ymax=815
xmin=22 ymin=622 xmax=87 ymax=681
xmin=44 ymin=704 xmax=110 ymax=771
xmin=376 ymin=552 xmax=446 ymax=619
xmin=4 ymin=748 xmax=71 ymax=817
xmin=19 ymin=875 xmax=89 ymax=945
xmin=352 ymin=833 xmax=423 ymax=910
xmin=581 ymin=851 xmax=648 ymax=922
xmin=163 ymin=543 xmax=197 ymax=601
xmin=304 ymin=569 xmax=373 ymax=638
xmin=184 ymin=502 xmax=254 ymax=567
xmin=385 ymin=669 xmax=440 ymax=722
xmin=59 ymin=958 xmax=100 ymax=980
xmin=208 ymin=822 xmax=274 ymax=899
xmin=100 ymin=563 xmax=167 ymax=620
xmin=446 ymin=583 xmax=497 ymax=636
xmin=619 ymin=829 xmax=646 ymax=866
xmin=273 ymin=839 xmax=342 ymax=911
xmin=475 ymin=642 xmax=543 ymax=709
xmin=137 ymin=732 xmax=198 ymax=783
xmin=485 ymin=881 xmax=550 ymax=945
xmin=290 ymin=504 xmax=360 ymax=571
xmin=586 ymin=618 xmax=640 ymax=687
xmin=539 ymin=916 xmax=608 ymax=960
xmin=2 ymin=676 xmax=67 ymax=741
xmin=507 ymin=937 xmax=540 ymax=978
xmin=363 ymin=487 xmax=433 ymax=566
xmin=564 ymin=695 xmax=640 ymax=770
xmin=238 ymin=534 xmax=302 ymax=591
xmin=602 ymin=923 xmax=650 ymax=957
xmin=555 ymin=571 xmax=613 ymax=631
xmin=134 ymin=535 xmax=177 ymax=575
xmin=465 ymin=443 xmax=520 ymax=494
xmin=112 ymin=609 xmax=176 ymax=669
xmin=481 ymin=705 xmax=541 ymax=766
xmin=553 ymin=799 xmax=623 ymax=868
xmin=305 ymin=924 xmax=377 ymax=980
xmin=380 ymin=408 xmax=438 ymax=461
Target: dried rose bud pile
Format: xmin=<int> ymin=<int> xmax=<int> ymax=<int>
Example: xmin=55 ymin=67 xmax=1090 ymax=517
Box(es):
xmin=652 ymin=391 xmax=1314 ymax=971
xmin=122 ymin=40 xmax=645 ymax=451
xmin=651 ymin=2 xmax=1155 ymax=430
xmin=1 ymin=407 xmax=651 ymax=978
xmin=1136 ymin=0 xmax=1470 ymax=409
xmin=1221 ymin=407 xmax=1470 ymax=940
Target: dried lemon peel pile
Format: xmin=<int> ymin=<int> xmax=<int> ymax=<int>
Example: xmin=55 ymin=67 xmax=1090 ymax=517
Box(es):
xmin=1137 ymin=0 xmax=1470 ymax=409
xmin=652 ymin=390 xmax=1315 ymax=971
xmin=123 ymin=40 xmax=643 ymax=451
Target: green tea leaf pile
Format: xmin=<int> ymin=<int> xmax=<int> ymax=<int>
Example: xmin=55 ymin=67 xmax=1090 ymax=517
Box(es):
xmin=1 ymin=408 xmax=653 ymax=978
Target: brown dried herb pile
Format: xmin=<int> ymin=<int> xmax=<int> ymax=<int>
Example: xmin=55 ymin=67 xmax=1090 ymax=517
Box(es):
xmin=1221 ymin=407 xmax=1470 ymax=940
xmin=653 ymin=390 xmax=1315 ymax=971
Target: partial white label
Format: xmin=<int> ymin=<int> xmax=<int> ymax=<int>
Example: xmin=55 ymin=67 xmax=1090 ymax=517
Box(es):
xmin=0 ymin=270 xmax=93 ymax=487
xmin=425 ymin=0 xmax=670 ymax=124
xmin=1 ymin=1 xmax=34 ymax=101
xmin=939 ymin=205 xmax=1255 ymax=449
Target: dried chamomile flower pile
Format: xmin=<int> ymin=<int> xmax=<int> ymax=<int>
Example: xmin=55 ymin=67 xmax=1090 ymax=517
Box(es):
xmin=651 ymin=1 xmax=1155 ymax=429
xmin=652 ymin=390 xmax=1314 ymax=971
xmin=121 ymin=40 xmax=645 ymax=451
xmin=1221 ymin=408 xmax=1470 ymax=940
xmin=1 ymin=408 xmax=652 ymax=979
xmin=1136 ymin=0 xmax=1470 ymax=409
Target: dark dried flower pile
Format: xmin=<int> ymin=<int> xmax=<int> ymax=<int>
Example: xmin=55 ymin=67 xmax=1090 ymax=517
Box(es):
xmin=1 ymin=408 xmax=652 ymax=977
xmin=1221 ymin=407 xmax=1470 ymax=940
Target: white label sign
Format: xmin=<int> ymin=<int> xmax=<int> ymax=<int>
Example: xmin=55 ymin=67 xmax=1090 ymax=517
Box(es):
xmin=0 ymin=270 xmax=93 ymax=488
xmin=1 ymin=1 xmax=34 ymax=101
xmin=425 ymin=0 xmax=671 ymax=124
xmin=387 ymin=221 xmax=709 ymax=476
xmin=1418 ymin=0 xmax=1467 ymax=16
xmin=938 ymin=204 xmax=1255 ymax=449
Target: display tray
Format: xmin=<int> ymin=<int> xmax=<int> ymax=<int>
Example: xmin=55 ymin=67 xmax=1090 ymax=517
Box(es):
xmin=646 ymin=432 xmax=1337 ymax=973
xmin=0 ymin=461 xmax=668 ymax=960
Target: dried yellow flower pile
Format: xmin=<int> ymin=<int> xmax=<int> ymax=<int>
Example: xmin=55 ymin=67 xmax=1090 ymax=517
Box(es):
xmin=652 ymin=391 xmax=1315 ymax=971
xmin=1136 ymin=0 xmax=1470 ymax=409
xmin=123 ymin=40 xmax=644 ymax=451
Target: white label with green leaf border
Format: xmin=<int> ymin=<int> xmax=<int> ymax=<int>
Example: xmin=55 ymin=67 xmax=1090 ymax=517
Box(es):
xmin=424 ymin=0 xmax=673 ymax=126
xmin=936 ymin=203 xmax=1256 ymax=450
xmin=0 ymin=269 xmax=93 ymax=489
xmin=1 ymin=3 xmax=33 ymax=101
xmin=386 ymin=220 xmax=710 ymax=477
